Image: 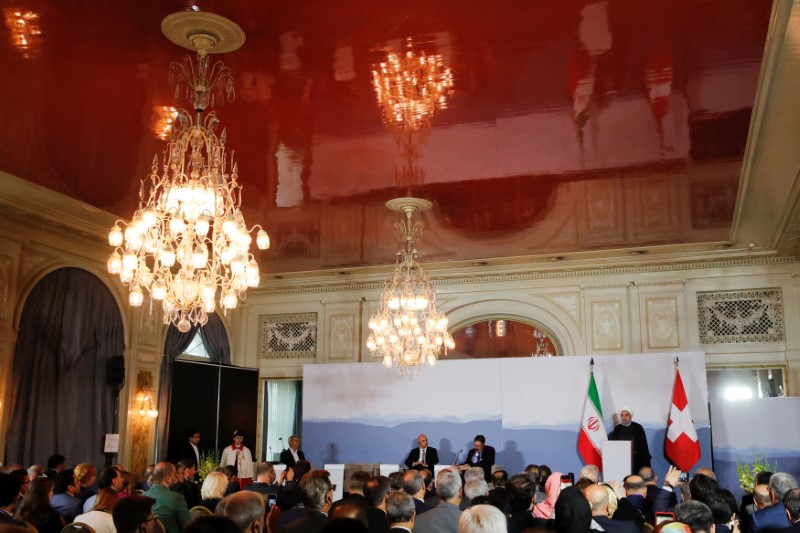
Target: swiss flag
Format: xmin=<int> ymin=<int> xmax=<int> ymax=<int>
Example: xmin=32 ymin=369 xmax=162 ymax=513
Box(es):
xmin=665 ymin=369 xmax=701 ymax=471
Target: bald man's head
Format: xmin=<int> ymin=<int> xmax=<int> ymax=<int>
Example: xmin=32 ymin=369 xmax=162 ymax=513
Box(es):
xmin=753 ymin=484 xmax=771 ymax=509
xmin=584 ymin=484 xmax=610 ymax=516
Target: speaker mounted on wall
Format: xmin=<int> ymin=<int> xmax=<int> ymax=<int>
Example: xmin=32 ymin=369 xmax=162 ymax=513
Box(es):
xmin=107 ymin=355 xmax=126 ymax=389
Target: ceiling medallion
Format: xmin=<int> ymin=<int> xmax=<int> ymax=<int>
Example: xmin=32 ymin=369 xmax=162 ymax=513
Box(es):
xmin=367 ymin=198 xmax=455 ymax=374
xmin=107 ymin=12 xmax=269 ymax=333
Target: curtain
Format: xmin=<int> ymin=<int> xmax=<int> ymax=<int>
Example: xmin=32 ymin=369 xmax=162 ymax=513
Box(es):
xmin=5 ymin=268 xmax=124 ymax=467
xmin=156 ymin=313 xmax=229 ymax=459
xmin=265 ymin=380 xmax=300 ymax=462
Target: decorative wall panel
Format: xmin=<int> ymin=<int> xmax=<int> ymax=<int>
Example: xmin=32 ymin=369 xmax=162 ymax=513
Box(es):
xmin=547 ymin=293 xmax=581 ymax=326
xmin=130 ymin=371 xmax=154 ymax=485
xmin=646 ymin=297 xmax=679 ymax=349
xmin=328 ymin=314 xmax=354 ymax=360
xmin=591 ymin=301 xmax=623 ymax=350
xmin=697 ymin=289 xmax=784 ymax=344
xmin=260 ymin=313 xmax=318 ymax=359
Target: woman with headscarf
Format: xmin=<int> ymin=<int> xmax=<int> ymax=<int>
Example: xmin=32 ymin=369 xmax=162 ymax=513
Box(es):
xmin=534 ymin=472 xmax=563 ymax=519
xmin=554 ymin=486 xmax=592 ymax=533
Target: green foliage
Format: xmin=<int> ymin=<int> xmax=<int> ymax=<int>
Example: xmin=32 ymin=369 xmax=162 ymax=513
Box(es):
xmin=197 ymin=450 xmax=219 ymax=483
xmin=736 ymin=450 xmax=777 ymax=493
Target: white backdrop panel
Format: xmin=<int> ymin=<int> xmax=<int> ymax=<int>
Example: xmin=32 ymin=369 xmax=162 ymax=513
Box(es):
xmin=302 ymin=352 xmax=710 ymax=480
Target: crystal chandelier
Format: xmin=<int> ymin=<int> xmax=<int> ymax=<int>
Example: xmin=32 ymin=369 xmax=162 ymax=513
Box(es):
xmin=107 ymin=12 xmax=269 ymax=333
xmin=371 ymin=38 xmax=454 ymax=135
xmin=367 ymin=198 xmax=455 ymax=373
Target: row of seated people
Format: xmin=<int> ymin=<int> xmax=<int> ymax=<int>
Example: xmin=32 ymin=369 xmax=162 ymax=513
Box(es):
xmin=2 ymin=454 xmax=798 ymax=533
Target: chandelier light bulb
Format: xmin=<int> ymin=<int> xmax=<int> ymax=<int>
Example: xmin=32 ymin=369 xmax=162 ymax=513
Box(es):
xmin=129 ymin=288 xmax=144 ymax=307
xmin=383 ymin=355 xmax=393 ymax=368
xmin=256 ymin=229 xmax=270 ymax=249
xmin=152 ymin=281 xmax=167 ymax=301
xmin=107 ymin=252 xmax=122 ymax=274
xmin=109 ymin=227 xmax=123 ymax=247
xmin=196 ymin=216 xmax=210 ymax=237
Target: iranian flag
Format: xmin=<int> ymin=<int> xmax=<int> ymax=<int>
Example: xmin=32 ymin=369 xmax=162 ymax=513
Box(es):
xmin=665 ymin=368 xmax=701 ymax=471
xmin=578 ymin=367 xmax=606 ymax=470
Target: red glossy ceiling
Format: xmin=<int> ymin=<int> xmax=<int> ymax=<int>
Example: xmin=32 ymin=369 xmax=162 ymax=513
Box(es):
xmin=0 ymin=0 xmax=772 ymax=273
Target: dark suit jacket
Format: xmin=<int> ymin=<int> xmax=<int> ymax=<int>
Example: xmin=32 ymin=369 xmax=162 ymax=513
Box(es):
xmin=775 ymin=522 xmax=800 ymax=533
xmin=404 ymin=447 xmax=439 ymax=470
xmin=595 ymin=515 xmax=640 ymax=533
xmin=646 ymin=484 xmax=677 ymax=509
xmin=176 ymin=441 xmax=202 ymax=466
xmin=280 ymin=448 xmax=306 ymax=469
xmin=753 ymin=503 xmax=792 ymax=533
xmin=367 ymin=507 xmax=390 ymax=533
xmin=283 ymin=510 xmax=328 ymax=533
xmin=507 ymin=511 xmax=550 ymax=533
xmin=463 ymin=445 xmax=495 ymax=481
xmin=413 ymin=498 xmax=432 ymax=515
xmin=246 ymin=481 xmax=282 ymax=497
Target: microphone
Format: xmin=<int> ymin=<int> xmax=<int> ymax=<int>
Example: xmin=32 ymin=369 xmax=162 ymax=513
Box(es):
xmin=331 ymin=443 xmax=336 ymax=463
xmin=268 ymin=445 xmax=272 ymax=459
xmin=279 ymin=437 xmax=285 ymax=451
xmin=453 ymin=449 xmax=463 ymax=465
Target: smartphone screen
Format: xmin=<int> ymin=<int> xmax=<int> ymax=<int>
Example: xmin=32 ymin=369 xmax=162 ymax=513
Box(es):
xmin=267 ymin=493 xmax=277 ymax=509
xmin=560 ymin=473 xmax=574 ymax=490
xmin=678 ymin=472 xmax=689 ymax=483
xmin=656 ymin=512 xmax=675 ymax=526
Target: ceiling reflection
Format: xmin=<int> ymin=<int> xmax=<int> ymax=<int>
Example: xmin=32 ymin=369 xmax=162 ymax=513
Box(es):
xmin=0 ymin=0 xmax=772 ymax=272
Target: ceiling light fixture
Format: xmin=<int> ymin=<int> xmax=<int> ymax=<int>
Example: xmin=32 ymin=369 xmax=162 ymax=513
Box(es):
xmin=371 ymin=38 xmax=454 ymax=134
xmin=367 ymin=198 xmax=455 ymax=373
xmin=108 ymin=12 xmax=269 ymax=333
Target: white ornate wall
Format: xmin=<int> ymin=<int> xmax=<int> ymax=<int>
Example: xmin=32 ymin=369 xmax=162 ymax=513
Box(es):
xmin=2 ymin=173 xmax=800 ymax=467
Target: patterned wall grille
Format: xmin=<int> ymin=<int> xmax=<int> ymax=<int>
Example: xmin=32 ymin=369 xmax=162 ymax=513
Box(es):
xmin=260 ymin=313 xmax=318 ymax=358
xmin=697 ymin=289 xmax=784 ymax=344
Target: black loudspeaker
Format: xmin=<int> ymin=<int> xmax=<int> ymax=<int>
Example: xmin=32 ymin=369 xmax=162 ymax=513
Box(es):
xmin=107 ymin=355 xmax=126 ymax=389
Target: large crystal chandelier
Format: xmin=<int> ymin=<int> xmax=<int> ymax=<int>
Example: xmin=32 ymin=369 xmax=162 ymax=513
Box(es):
xmin=371 ymin=38 xmax=454 ymax=134
xmin=367 ymin=198 xmax=455 ymax=373
xmin=107 ymin=12 xmax=269 ymax=333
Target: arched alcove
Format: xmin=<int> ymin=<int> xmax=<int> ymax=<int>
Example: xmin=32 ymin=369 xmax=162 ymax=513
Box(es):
xmin=442 ymin=295 xmax=583 ymax=356
xmin=6 ymin=267 xmax=125 ymax=467
xmin=449 ymin=317 xmax=559 ymax=358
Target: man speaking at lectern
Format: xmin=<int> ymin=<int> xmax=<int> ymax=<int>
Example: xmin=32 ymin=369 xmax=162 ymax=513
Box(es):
xmin=609 ymin=407 xmax=651 ymax=472
xmin=405 ymin=434 xmax=439 ymax=471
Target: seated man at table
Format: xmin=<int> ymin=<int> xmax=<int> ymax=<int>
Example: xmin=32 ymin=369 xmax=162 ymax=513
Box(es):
xmin=404 ymin=434 xmax=438 ymax=472
xmin=458 ymin=435 xmax=495 ymax=482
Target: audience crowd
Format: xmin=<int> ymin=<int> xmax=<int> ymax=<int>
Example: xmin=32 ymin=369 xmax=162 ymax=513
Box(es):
xmin=1 ymin=450 xmax=798 ymax=533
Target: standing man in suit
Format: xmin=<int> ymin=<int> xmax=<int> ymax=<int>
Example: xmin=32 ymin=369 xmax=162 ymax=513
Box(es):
xmin=386 ymin=491 xmax=416 ymax=533
xmin=280 ymin=435 xmax=306 ymax=470
xmin=780 ymin=488 xmax=800 ymax=533
xmin=753 ymin=473 xmax=798 ymax=533
xmin=178 ymin=430 xmax=202 ymax=470
xmin=459 ymin=435 xmax=495 ymax=482
xmin=404 ymin=434 xmax=438 ymax=472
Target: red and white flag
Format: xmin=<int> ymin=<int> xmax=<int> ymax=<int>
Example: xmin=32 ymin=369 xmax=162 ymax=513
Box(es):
xmin=578 ymin=367 xmax=606 ymax=470
xmin=665 ymin=368 xmax=701 ymax=471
